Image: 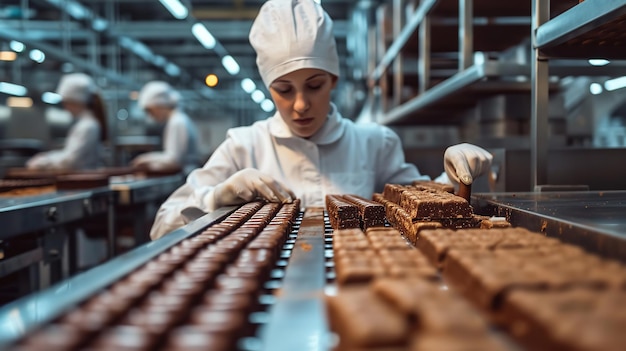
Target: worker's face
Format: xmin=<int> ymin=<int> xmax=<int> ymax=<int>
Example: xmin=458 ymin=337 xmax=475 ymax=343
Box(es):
xmin=145 ymin=106 xmax=171 ymax=123
xmin=269 ymin=68 xmax=337 ymax=138
xmin=61 ymin=100 xmax=86 ymax=117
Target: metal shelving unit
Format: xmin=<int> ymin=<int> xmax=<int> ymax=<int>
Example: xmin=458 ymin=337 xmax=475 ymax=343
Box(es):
xmin=368 ymin=0 xmax=545 ymax=126
xmin=367 ymin=0 xmax=626 ymax=191
xmin=531 ymin=0 xmax=626 ymax=189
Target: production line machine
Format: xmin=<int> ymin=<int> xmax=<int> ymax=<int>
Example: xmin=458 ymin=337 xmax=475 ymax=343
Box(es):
xmin=0 ymin=184 xmax=625 ymax=351
xmin=0 ymin=170 xmax=184 ymax=304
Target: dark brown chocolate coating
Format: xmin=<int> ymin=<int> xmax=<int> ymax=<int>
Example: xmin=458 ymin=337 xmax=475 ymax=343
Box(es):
xmin=458 ymin=182 xmax=472 ymax=202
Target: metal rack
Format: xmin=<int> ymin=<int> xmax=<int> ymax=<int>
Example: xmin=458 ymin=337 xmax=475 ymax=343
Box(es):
xmin=368 ymin=0 xmax=626 ymax=190
xmin=531 ymin=0 xmax=626 ymax=189
xmin=368 ymin=0 xmax=553 ymax=125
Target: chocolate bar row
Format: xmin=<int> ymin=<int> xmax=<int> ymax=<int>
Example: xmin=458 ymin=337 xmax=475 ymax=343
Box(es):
xmin=9 ymin=200 xmax=300 ymax=351
xmin=326 ymin=194 xmax=385 ymax=230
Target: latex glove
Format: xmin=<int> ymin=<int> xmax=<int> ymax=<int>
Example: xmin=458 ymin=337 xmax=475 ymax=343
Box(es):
xmin=131 ymin=153 xmax=180 ymax=172
xmin=444 ymin=143 xmax=493 ymax=185
xmin=26 ymin=154 xmax=51 ymax=170
xmin=130 ymin=153 xmax=153 ymax=169
xmin=210 ymin=168 xmax=295 ymax=209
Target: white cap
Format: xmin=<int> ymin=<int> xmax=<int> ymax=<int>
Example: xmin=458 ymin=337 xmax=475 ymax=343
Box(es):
xmin=137 ymin=81 xmax=180 ymax=109
xmin=56 ymin=73 xmax=98 ymax=103
xmin=249 ymin=0 xmax=340 ymax=87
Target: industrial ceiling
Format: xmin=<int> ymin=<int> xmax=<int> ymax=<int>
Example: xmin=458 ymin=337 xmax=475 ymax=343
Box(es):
xmin=0 ymin=0 xmax=374 ymax=121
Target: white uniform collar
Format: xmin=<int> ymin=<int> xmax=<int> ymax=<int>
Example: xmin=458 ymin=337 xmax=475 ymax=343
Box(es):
xmin=76 ymin=110 xmax=95 ymax=121
xmin=268 ymin=102 xmax=345 ymax=145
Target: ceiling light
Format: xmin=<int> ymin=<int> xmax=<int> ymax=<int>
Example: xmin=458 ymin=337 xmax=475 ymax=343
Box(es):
xmin=261 ymin=99 xmax=275 ymax=112
xmin=205 ymin=74 xmax=219 ymax=87
xmin=159 ymin=0 xmax=188 ymax=20
xmin=7 ymin=97 xmax=33 ymax=108
xmin=9 ymin=40 xmax=24 ymax=52
xmin=0 ymin=82 xmax=28 ymax=96
xmin=165 ymin=63 xmax=181 ymax=77
xmin=251 ymin=90 xmax=265 ymax=103
xmin=589 ymin=83 xmax=603 ymax=95
xmin=192 ymin=23 xmax=216 ymax=50
xmin=92 ymin=18 xmax=108 ymax=32
xmin=0 ymin=51 xmax=17 ymax=61
xmin=221 ymin=55 xmax=240 ymax=75
xmin=588 ymin=59 xmax=610 ymax=66
xmin=42 ymin=92 xmax=62 ymax=104
xmin=65 ymin=1 xmax=88 ymax=19
xmin=29 ymin=49 xmax=45 ymax=63
xmin=604 ymin=76 xmax=626 ymax=91
xmin=153 ymin=55 xmax=167 ymax=67
xmin=45 ymin=0 xmax=89 ymax=19
xmin=241 ymin=79 xmax=256 ymax=93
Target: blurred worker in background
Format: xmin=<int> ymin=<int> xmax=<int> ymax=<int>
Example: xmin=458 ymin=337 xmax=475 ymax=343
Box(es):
xmin=26 ymin=73 xmax=109 ymax=269
xmin=131 ymin=81 xmax=200 ymax=176
xmin=149 ymin=0 xmax=492 ymax=239
xmin=26 ymin=73 xmax=108 ymax=170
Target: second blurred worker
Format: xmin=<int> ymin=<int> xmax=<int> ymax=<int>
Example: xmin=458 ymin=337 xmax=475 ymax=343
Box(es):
xmin=132 ymin=81 xmax=200 ymax=175
xmin=26 ymin=73 xmax=107 ymax=170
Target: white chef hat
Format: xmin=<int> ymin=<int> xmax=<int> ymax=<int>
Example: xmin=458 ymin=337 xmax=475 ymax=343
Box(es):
xmin=137 ymin=81 xmax=180 ymax=110
xmin=249 ymin=0 xmax=340 ymax=87
xmin=56 ymin=73 xmax=98 ymax=103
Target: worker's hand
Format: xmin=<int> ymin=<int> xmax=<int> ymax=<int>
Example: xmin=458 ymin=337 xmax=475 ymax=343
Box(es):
xmin=444 ymin=143 xmax=493 ymax=185
xmin=130 ymin=154 xmax=153 ymax=169
xmin=210 ymin=168 xmax=295 ymax=209
xmin=26 ymin=154 xmax=50 ymax=170
xmin=131 ymin=153 xmax=180 ymax=172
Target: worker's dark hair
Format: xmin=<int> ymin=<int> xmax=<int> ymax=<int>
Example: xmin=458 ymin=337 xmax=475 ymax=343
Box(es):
xmin=88 ymin=93 xmax=108 ymax=142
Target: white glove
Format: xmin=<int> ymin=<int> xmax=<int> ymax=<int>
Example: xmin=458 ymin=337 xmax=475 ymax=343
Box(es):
xmin=444 ymin=143 xmax=493 ymax=185
xmin=26 ymin=154 xmax=51 ymax=170
xmin=208 ymin=168 xmax=295 ymax=210
xmin=131 ymin=153 xmax=180 ymax=172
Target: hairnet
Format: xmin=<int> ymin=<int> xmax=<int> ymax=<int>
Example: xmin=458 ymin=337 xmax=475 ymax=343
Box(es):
xmin=137 ymin=81 xmax=180 ymax=109
xmin=56 ymin=73 xmax=98 ymax=104
xmin=249 ymin=0 xmax=340 ymax=87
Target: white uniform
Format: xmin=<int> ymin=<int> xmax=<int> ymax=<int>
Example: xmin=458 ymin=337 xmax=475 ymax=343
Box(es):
xmin=150 ymin=103 xmax=429 ymax=239
xmin=133 ymin=109 xmax=200 ymax=175
xmin=26 ymin=111 xmax=102 ymax=170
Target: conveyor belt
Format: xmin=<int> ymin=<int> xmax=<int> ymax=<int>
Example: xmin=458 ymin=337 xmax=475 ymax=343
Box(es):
xmin=2 ymin=190 xmax=626 ymax=351
xmin=110 ymin=174 xmax=183 ymax=205
xmin=0 ymin=189 xmax=110 ymax=241
xmin=0 ymin=203 xmax=333 ymax=351
xmin=0 ymin=205 xmax=237 ymax=348
xmin=260 ymin=207 xmax=331 ymax=351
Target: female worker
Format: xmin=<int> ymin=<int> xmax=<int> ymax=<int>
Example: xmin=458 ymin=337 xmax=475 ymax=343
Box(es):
xmin=149 ymin=0 xmax=492 ymax=239
xmin=26 ymin=73 xmax=107 ymax=170
xmin=131 ymin=81 xmax=200 ymax=176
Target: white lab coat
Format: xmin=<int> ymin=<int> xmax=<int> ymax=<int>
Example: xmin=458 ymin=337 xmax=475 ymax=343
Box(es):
xmin=150 ymin=103 xmax=429 ymax=239
xmin=133 ymin=109 xmax=200 ymax=174
xmin=26 ymin=111 xmax=102 ymax=170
